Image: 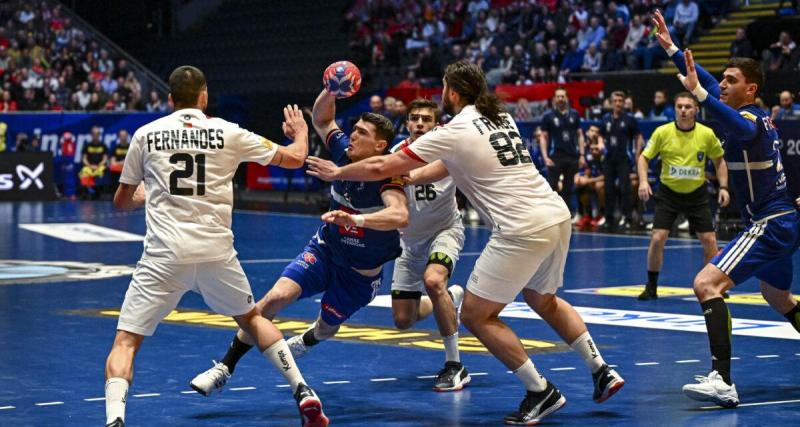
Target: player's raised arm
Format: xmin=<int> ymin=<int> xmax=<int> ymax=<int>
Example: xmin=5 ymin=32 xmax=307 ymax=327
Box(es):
xmin=676 ymin=49 xmax=758 ymax=140
xmin=311 ymin=89 xmax=340 ymax=140
xmin=406 ymin=160 xmax=450 ymax=185
xmin=653 ymin=9 xmax=720 ymax=99
xmin=269 ymin=104 xmax=309 ymax=169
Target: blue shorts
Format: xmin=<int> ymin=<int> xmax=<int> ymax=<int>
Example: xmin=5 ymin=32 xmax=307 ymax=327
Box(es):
xmin=711 ymin=211 xmax=800 ymax=290
xmin=281 ymin=236 xmax=383 ymax=326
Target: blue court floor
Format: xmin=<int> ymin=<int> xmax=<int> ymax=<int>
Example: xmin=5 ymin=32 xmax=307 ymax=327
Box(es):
xmin=1 ymin=201 xmax=798 ymax=426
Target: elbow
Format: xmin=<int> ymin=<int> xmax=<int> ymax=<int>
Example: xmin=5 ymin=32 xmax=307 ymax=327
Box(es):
xmin=284 ymin=154 xmax=305 ymax=169
xmin=397 ymin=206 xmax=409 ymax=228
xmin=367 ymin=157 xmax=390 ymax=177
xmin=113 ymin=193 xmax=127 ymax=210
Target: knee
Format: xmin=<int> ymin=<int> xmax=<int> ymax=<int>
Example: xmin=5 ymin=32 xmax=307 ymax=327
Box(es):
xmin=650 ymin=231 xmax=668 ymax=247
xmin=527 ymin=292 xmax=557 ymax=315
xmin=393 ymin=312 xmax=415 ymax=330
xmin=459 ymin=309 xmax=477 ymax=330
xmin=692 ymin=273 xmax=717 ymax=301
xmin=423 ymin=272 xmax=448 ymax=297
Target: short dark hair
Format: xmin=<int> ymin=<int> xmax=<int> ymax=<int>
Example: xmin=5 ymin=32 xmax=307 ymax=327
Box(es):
xmin=610 ymin=91 xmax=626 ymax=99
xmin=359 ymin=112 xmax=395 ymax=145
xmin=674 ymin=91 xmax=699 ymax=106
xmin=444 ymin=60 xmax=506 ymax=125
xmin=407 ymin=98 xmax=439 ymax=122
xmin=725 ymin=57 xmax=764 ymax=92
xmin=169 ymin=65 xmax=206 ymax=107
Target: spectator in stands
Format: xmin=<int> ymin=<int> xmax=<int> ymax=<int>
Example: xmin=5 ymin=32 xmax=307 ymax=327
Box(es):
xmin=45 ymin=93 xmax=62 ymax=111
xmin=578 ymin=16 xmax=606 ymax=51
xmin=624 ymin=96 xmax=644 ymax=119
xmin=648 ymin=89 xmax=675 ymax=120
xmin=109 ymin=129 xmax=129 ymax=191
xmin=767 ymin=31 xmax=798 ymax=71
xmin=771 ymin=91 xmax=800 ymax=121
xmin=561 ymin=38 xmax=584 ymax=73
xmin=633 ymin=26 xmax=669 ymax=70
xmin=672 ymin=0 xmax=699 ymax=47
xmin=599 ymin=39 xmax=623 ymax=71
xmin=79 ymin=126 xmax=107 ymax=198
xmin=17 ymin=88 xmax=39 ymax=111
xmin=75 ymin=82 xmax=91 ymax=110
xmin=369 ymin=95 xmax=387 ymax=117
xmin=730 ymin=27 xmax=755 ymax=59
xmin=146 ymin=90 xmax=167 ymax=112
xmin=582 ymin=43 xmax=602 ymax=72
xmin=396 ymin=70 xmax=422 ymax=89
xmin=0 ymin=90 xmax=17 ymax=111
xmin=514 ymin=98 xmax=533 ymax=122
xmin=100 ymin=70 xmax=117 ymax=94
xmin=412 ymin=46 xmax=442 ymax=81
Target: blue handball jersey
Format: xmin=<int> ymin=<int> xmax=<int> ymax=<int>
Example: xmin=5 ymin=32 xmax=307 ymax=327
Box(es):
xmin=541 ymin=109 xmax=582 ymax=157
xmin=600 ymin=112 xmax=639 ymax=162
xmin=319 ymin=129 xmax=403 ymax=269
xmin=669 ymin=50 xmax=795 ymax=221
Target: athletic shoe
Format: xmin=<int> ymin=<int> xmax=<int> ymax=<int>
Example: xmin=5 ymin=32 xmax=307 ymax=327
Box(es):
xmin=591 ymin=215 xmax=606 ymax=227
xmin=294 ymin=383 xmax=329 ymax=427
xmin=682 ymin=371 xmax=739 ymax=408
xmin=504 ymin=381 xmax=566 ymax=425
xmin=286 ymin=334 xmax=310 ymax=359
xmin=448 ymin=284 xmax=465 ymax=309
xmin=433 ymin=361 xmax=471 ymax=391
xmin=577 ymin=215 xmax=593 ymax=228
xmin=637 ymin=287 xmax=658 ymax=301
xmin=190 ymin=360 xmax=231 ymax=396
xmin=572 ymin=213 xmax=582 ymax=225
xmin=592 ymin=364 xmax=625 ymax=403
xmin=105 ymin=418 xmax=124 ymax=427
xmin=678 ymin=219 xmax=690 ymax=231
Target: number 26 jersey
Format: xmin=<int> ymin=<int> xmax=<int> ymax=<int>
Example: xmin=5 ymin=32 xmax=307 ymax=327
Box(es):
xmin=402 ymin=105 xmax=570 ymax=237
xmin=120 ymin=108 xmax=278 ymax=263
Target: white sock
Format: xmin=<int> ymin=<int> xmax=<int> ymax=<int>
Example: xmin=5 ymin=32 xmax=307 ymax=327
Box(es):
xmin=263 ymin=339 xmax=305 ymax=392
xmin=513 ymin=359 xmax=547 ymax=392
xmin=569 ymin=331 xmax=605 ymax=373
xmin=443 ymin=332 xmax=460 ymax=363
xmin=105 ymin=377 xmax=129 ymax=424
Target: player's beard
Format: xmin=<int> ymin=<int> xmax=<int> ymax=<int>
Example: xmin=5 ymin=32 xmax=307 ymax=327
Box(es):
xmin=443 ymin=90 xmax=455 ymax=116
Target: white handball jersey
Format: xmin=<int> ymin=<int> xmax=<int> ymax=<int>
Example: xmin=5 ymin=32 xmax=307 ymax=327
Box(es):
xmin=120 ymin=108 xmax=278 ymax=263
xmin=402 ymin=105 xmax=570 ymax=237
xmin=390 ymin=139 xmax=462 ymax=241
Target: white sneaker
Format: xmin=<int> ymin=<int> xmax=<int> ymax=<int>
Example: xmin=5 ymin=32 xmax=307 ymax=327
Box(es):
xmin=190 ymin=361 xmax=231 ymax=396
xmin=448 ymin=284 xmax=465 ymax=309
xmin=467 ymin=208 xmax=480 ymax=224
xmin=286 ymin=334 xmax=310 ymax=359
xmin=572 ymin=213 xmax=582 ymax=224
xmin=678 ymin=219 xmax=690 ymax=231
xmin=682 ymin=371 xmax=739 ymax=408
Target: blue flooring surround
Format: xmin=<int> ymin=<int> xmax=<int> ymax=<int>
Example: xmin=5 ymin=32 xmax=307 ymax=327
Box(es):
xmin=1 ymin=201 xmax=798 ymax=426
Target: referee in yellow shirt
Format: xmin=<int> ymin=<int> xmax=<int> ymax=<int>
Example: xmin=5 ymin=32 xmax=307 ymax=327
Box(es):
xmin=637 ymin=92 xmax=730 ymax=300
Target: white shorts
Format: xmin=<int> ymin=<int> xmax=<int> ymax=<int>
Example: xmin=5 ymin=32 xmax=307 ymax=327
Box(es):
xmin=467 ymin=220 xmax=570 ymax=304
xmin=391 ymin=225 xmax=465 ymax=293
xmin=117 ymin=255 xmax=255 ymax=336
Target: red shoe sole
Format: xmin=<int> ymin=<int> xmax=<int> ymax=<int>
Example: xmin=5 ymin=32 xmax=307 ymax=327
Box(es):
xmin=300 ymin=398 xmax=329 ymax=427
xmin=595 ymin=379 xmax=625 ymax=403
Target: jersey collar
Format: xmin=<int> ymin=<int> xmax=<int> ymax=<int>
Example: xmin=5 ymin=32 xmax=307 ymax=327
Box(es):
xmin=673 ymin=121 xmax=696 ymax=133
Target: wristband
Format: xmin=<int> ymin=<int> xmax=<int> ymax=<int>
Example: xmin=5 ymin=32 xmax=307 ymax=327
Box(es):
xmin=719 ymin=186 xmax=728 ymax=191
xmin=690 ymin=85 xmax=708 ymax=102
xmin=666 ymin=44 xmax=679 ymax=57
xmin=352 ymin=215 xmax=365 ymax=227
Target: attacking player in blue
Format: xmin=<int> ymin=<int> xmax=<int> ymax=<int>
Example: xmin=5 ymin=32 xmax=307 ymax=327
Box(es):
xmin=189 ymin=89 xmax=409 ymax=417
xmin=652 ymin=9 xmax=800 ymax=408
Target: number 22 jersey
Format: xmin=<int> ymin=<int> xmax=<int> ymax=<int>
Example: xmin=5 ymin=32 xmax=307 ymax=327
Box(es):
xmin=120 ymin=108 xmax=278 ymax=263
xmin=402 ymin=105 xmax=570 ymax=236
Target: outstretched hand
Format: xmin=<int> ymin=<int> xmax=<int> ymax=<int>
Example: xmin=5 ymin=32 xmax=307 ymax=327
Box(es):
xmin=306 ymin=156 xmax=340 ymax=181
xmin=652 ymin=9 xmax=674 ymax=50
xmin=282 ymin=104 xmax=307 ymax=140
xmin=676 ymin=49 xmax=699 ymax=91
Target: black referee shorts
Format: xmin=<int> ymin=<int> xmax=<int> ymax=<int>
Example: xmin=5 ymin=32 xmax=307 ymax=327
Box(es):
xmin=652 ymin=184 xmax=714 ymax=233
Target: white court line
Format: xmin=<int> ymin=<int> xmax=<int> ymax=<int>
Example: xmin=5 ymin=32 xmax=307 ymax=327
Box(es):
xmin=84 ymin=397 xmax=105 ymax=402
xmin=731 ymin=357 xmax=741 ymax=360
xmin=550 ymin=367 xmax=577 ymax=371
xmin=470 ymin=372 xmax=489 ymax=376
xmin=675 ymin=360 xmax=700 ymax=364
xmin=370 ymin=378 xmax=397 ymax=382
xmin=702 ymin=398 xmax=800 ymax=410
xmin=609 ymin=364 xmax=619 ymax=368
xmin=635 ymin=362 xmax=659 ymax=366
xmin=323 ymin=381 xmax=351 ymax=385
xmin=35 ymin=401 xmax=64 ymax=406
xmin=417 ymin=375 xmax=438 ymax=379
xmin=133 ymin=393 xmax=160 ymax=398
xmin=0 ymin=406 xmax=15 ymax=410
xmin=240 ymin=258 xmax=294 ymax=264
xmin=756 ymin=355 xmax=779 ymax=359
xmin=230 ymin=387 xmax=256 ymax=391
xmin=180 ymin=391 xmax=198 ymax=395
xmin=276 ymin=384 xmax=291 ymax=388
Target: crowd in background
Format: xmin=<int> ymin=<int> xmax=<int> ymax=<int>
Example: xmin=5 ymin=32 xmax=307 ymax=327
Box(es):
xmin=0 ymin=0 xmax=167 ymax=112
xmin=346 ymin=0 xmax=800 ymax=87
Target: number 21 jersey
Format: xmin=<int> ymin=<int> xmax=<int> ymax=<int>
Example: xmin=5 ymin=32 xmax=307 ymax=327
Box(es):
xmin=402 ymin=105 xmax=570 ymax=236
xmin=120 ymin=108 xmax=278 ymax=263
